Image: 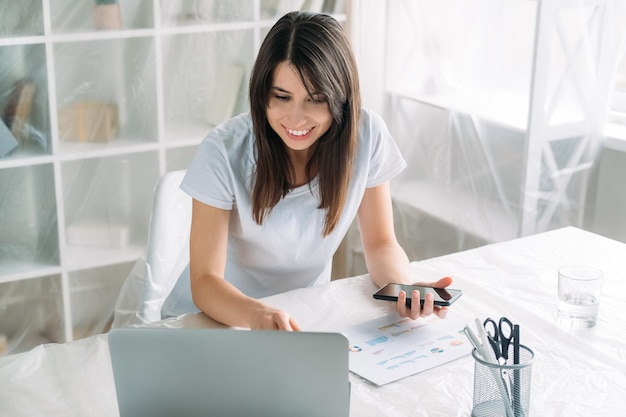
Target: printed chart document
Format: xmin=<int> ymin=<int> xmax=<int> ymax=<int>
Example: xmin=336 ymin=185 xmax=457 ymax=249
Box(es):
xmin=343 ymin=311 xmax=471 ymax=386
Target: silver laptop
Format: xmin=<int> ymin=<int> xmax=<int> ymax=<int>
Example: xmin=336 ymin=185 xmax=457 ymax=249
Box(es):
xmin=108 ymin=328 xmax=350 ymax=417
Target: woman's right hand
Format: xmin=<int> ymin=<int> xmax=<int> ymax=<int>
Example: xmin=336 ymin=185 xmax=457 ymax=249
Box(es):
xmin=249 ymin=306 xmax=302 ymax=331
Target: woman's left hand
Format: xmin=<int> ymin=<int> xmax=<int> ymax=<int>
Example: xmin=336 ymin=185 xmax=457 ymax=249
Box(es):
xmin=395 ymin=276 xmax=453 ymax=320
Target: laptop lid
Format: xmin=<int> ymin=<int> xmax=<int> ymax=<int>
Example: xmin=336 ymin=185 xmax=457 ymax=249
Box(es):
xmin=108 ymin=328 xmax=350 ymax=417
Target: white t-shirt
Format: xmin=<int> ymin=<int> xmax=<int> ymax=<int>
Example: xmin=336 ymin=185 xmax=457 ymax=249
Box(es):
xmin=163 ymin=108 xmax=406 ymax=316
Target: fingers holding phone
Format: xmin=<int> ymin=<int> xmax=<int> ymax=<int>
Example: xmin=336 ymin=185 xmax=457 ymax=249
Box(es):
xmin=396 ymin=289 xmax=418 ymax=319
xmin=413 ymin=276 xmax=453 ymax=319
xmin=374 ymin=280 xmax=461 ymax=320
xmin=396 ymin=289 xmax=442 ymax=320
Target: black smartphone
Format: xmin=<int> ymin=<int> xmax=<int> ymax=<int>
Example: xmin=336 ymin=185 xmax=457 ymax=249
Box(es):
xmin=373 ymin=283 xmax=463 ymax=308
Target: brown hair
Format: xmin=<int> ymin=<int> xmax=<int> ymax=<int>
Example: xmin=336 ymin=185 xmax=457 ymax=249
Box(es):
xmin=249 ymin=11 xmax=361 ymax=236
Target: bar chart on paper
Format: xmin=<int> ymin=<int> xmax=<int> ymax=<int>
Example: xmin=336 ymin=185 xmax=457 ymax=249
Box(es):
xmin=344 ymin=312 xmax=472 ymax=386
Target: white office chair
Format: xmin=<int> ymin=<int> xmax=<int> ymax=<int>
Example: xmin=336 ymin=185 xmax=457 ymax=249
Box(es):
xmin=112 ymin=170 xmax=192 ymax=327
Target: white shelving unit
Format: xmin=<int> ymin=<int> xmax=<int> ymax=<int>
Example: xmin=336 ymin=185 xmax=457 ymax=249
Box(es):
xmin=0 ymin=0 xmax=347 ymax=354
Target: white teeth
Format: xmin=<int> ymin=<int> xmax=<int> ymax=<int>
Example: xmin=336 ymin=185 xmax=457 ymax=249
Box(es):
xmin=287 ymin=128 xmax=310 ymax=136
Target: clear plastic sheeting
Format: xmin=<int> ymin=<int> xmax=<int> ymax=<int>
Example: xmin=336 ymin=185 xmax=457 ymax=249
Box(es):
xmin=383 ymin=0 xmax=626 ymax=261
xmin=1 ymin=1 xmax=349 ymax=356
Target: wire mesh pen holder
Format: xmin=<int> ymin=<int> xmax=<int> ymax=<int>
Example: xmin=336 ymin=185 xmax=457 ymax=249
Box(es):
xmin=471 ymin=344 xmax=534 ymax=417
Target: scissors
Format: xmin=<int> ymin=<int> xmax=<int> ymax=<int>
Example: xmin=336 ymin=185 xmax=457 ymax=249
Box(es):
xmin=483 ymin=316 xmax=514 ymax=365
xmin=484 ymin=317 xmax=517 ymax=412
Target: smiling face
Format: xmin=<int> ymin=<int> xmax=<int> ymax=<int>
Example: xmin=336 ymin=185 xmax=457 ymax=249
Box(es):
xmin=266 ymin=61 xmax=333 ymax=161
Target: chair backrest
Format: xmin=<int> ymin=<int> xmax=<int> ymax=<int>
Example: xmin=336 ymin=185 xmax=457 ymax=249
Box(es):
xmin=112 ymin=170 xmax=191 ymax=327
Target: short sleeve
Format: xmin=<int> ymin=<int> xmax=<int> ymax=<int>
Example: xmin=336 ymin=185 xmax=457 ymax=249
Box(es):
xmin=180 ymin=131 xmax=236 ymax=210
xmin=363 ymin=109 xmax=407 ymax=188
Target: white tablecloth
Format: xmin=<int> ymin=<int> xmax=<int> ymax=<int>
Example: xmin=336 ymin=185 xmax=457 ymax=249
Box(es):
xmin=1 ymin=227 xmax=625 ymax=416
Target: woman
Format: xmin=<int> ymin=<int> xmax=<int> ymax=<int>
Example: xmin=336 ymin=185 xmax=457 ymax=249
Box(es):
xmin=177 ymin=11 xmax=452 ymax=330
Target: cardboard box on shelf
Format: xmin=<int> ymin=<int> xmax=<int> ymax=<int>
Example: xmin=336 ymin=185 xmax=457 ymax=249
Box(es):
xmin=58 ymin=102 xmax=118 ymax=142
xmin=2 ymin=79 xmax=36 ymax=143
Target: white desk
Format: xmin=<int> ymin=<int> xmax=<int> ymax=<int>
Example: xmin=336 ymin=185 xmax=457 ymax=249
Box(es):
xmin=1 ymin=227 xmax=625 ymax=416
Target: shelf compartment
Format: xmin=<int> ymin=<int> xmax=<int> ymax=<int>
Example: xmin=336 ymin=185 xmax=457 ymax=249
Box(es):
xmin=161 ymin=29 xmax=254 ymax=141
xmin=0 ymin=164 xmax=60 ymax=277
xmin=161 ymin=0 xmax=255 ymax=27
xmin=392 ymin=180 xmax=519 ymax=244
xmin=392 ymin=198 xmax=489 ymax=262
xmin=0 ymin=44 xmax=51 ymax=161
xmin=53 ymin=36 xmax=157 ymax=152
xmin=60 ymin=151 xmax=159 ymax=270
xmin=69 ymin=262 xmax=133 ymax=341
xmin=165 ymin=145 xmax=197 ymax=172
xmin=50 ymin=0 xmax=154 ymax=35
xmin=0 ymin=0 xmax=44 ymax=39
xmin=388 ymin=96 xmax=524 ymax=244
xmin=260 ymin=0 xmax=348 ymax=20
xmin=0 ymin=274 xmax=65 ymax=355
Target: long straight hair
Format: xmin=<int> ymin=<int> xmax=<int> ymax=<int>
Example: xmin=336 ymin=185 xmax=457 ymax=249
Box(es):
xmin=249 ymin=11 xmax=361 ymax=237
